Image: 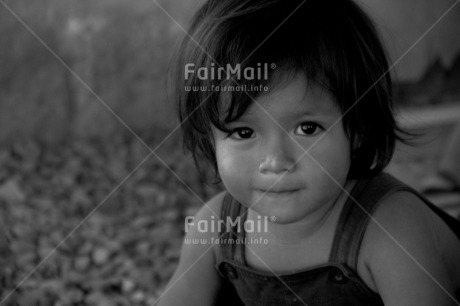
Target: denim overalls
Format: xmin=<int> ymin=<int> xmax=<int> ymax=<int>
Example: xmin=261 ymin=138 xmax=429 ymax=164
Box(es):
xmin=215 ymin=173 xmax=460 ymax=306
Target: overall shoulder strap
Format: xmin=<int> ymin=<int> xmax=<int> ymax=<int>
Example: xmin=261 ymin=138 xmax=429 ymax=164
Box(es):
xmin=219 ymin=193 xmax=247 ymax=263
xmin=329 ymin=173 xmax=408 ymax=270
xmin=330 ymin=173 xmax=460 ymax=271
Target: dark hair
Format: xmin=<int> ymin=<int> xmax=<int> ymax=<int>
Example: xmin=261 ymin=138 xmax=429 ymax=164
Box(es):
xmin=173 ymin=0 xmax=410 ymax=182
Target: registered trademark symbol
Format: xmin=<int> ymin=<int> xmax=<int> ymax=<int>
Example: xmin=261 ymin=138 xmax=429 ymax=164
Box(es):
xmin=270 ymin=63 xmax=276 ymax=69
xmin=270 ymin=216 xmax=276 ymax=222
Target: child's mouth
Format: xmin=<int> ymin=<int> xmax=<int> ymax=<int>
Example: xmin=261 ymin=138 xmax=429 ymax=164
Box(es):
xmin=255 ymin=189 xmax=299 ymax=198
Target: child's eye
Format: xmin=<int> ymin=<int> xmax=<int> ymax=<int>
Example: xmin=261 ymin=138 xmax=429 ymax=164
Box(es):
xmin=295 ymin=122 xmax=321 ymax=136
xmin=229 ymin=127 xmax=254 ymax=140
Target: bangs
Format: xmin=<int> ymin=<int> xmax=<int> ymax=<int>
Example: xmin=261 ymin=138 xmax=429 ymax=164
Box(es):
xmin=177 ymin=0 xmax=387 ymax=130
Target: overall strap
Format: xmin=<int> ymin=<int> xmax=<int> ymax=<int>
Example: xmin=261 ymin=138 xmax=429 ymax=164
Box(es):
xmin=329 ymin=172 xmax=460 ymax=271
xmin=328 ymin=173 xmax=406 ymax=270
xmin=219 ymin=193 xmax=247 ymax=264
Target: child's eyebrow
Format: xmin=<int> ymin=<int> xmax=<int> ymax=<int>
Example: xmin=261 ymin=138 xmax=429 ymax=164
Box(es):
xmin=291 ymin=99 xmax=339 ymax=118
xmin=284 ymin=108 xmax=336 ymax=123
xmin=289 ymin=98 xmax=335 ymax=117
xmin=237 ymin=105 xmax=330 ymax=123
xmin=291 ymin=108 xmax=319 ymax=117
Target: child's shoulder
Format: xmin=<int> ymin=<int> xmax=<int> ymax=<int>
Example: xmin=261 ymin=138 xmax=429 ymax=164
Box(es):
xmin=360 ymin=190 xmax=460 ymax=304
xmin=363 ymin=190 xmax=458 ymax=258
xmin=187 ymin=191 xmax=226 ymax=242
xmin=195 ymin=190 xmax=226 ymax=223
xmin=185 ymin=191 xmax=227 ymax=266
xmin=158 ymin=192 xmax=227 ymax=305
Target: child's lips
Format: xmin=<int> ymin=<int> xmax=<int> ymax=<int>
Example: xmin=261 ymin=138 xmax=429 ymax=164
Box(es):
xmin=255 ymin=188 xmax=300 ymax=197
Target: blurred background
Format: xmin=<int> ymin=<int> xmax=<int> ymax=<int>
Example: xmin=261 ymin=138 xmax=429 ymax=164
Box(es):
xmin=0 ymin=0 xmax=459 ymax=305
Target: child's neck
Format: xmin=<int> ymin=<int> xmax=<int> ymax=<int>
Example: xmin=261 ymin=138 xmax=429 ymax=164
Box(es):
xmin=251 ymin=180 xmax=356 ymax=247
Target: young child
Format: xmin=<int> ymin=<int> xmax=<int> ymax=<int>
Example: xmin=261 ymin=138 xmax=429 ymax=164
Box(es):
xmin=160 ymin=0 xmax=460 ymax=305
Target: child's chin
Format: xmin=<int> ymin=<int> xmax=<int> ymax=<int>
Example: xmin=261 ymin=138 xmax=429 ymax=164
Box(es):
xmin=268 ymin=214 xmax=304 ymax=225
xmin=251 ymin=197 xmax=306 ymax=220
xmin=250 ymin=206 xmax=305 ymax=225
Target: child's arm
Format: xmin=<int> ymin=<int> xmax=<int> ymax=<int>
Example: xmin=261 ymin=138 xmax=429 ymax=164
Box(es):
xmin=157 ymin=192 xmax=226 ymax=306
xmin=364 ymin=192 xmax=459 ymax=306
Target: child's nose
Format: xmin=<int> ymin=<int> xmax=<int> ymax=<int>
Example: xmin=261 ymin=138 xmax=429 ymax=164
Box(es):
xmin=258 ymin=136 xmax=296 ymax=174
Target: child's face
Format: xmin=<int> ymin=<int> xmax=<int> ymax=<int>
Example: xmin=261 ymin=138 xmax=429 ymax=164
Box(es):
xmin=212 ymin=74 xmax=352 ymax=224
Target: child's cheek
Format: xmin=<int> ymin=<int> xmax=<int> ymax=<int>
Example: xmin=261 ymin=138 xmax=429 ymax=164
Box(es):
xmin=216 ymin=143 xmax=255 ymax=190
xmin=301 ymin=125 xmax=350 ymax=163
xmin=217 ymin=144 xmax=247 ymax=176
xmin=308 ymin=137 xmax=351 ymax=178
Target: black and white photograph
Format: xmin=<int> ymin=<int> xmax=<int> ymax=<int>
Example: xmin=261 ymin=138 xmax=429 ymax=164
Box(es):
xmin=0 ymin=0 xmax=459 ymax=305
